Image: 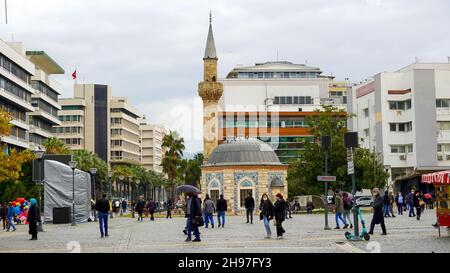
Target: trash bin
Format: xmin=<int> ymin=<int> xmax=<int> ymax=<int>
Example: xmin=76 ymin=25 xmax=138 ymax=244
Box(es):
xmin=53 ymin=207 xmax=71 ymax=224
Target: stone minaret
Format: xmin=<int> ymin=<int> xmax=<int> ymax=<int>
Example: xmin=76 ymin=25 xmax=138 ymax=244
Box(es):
xmin=198 ymin=13 xmax=223 ymax=161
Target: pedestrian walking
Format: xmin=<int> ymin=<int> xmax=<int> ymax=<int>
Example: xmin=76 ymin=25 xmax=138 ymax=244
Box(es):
xmin=203 ymin=194 xmax=216 ymax=228
xmin=306 ymin=201 xmax=314 ymax=214
xmin=395 ymin=192 xmax=404 ymax=215
xmin=135 ymin=196 xmax=145 ymax=222
xmin=121 ymin=199 xmax=127 ymax=214
xmin=166 ymin=199 xmax=173 ymax=219
xmin=285 ymin=198 xmax=293 ymax=219
xmin=273 ymin=193 xmax=287 ymax=239
xmin=413 ymin=191 xmax=423 ymax=220
xmin=244 ymin=193 xmax=255 ymax=224
xmin=147 ymin=199 xmax=156 ymax=221
xmin=216 ymin=195 xmax=227 ymax=228
xmin=259 ymin=193 xmax=274 ymax=239
xmin=95 ymin=193 xmax=110 ymax=238
xmin=185 ymin=193 xmax=202 ymax=242
xmin=383 ymin=190 xmax=392 ymax=217
xmin=342 ymin=192 xmax=353 ymax=229
xmin=1 ymin=203 xmax=7 ymax=230
xmin=388 ymin=191 xmax=396 ymax=217
xmin=27 ymin=198 xmax=40 ymax=240
xmin=369 ymin=188 xmax=387 ymax=235
xmin=6 ymin=202 xmax=16 ymax=232
xmin=407 ymin=189 xmax=416 ymax=217
xmin=334 ymin=189 xmax=348 ymax=229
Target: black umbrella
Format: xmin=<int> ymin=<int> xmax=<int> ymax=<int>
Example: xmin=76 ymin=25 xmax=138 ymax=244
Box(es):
xmin=176 ymin=185 xmax=200 ymax=194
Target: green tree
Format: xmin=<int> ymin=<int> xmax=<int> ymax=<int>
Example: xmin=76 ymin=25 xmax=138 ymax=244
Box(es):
xmin=179 ymin=153 xmax=204 ymax=187
xmin=161 ymin=131 xmax=185 ymax=197
xmin=71 ymin=149 xmax=109 ymax=193
xmin=287 ymin=105 xmax=388 ymax=196
xmin=42 ymin=137 xmax=69 ymax=155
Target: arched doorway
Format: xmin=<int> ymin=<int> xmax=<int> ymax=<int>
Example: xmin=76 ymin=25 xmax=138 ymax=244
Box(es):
xmin=208 ymin=179 xmax=220 ymax=204
xmin=238 ymin=179 xmax=254 ymax=209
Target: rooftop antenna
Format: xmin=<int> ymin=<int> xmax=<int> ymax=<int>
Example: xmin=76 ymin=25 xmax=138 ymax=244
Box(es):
xmin=305 ymin=59 xmax=308 ymax=65
xmin=209 ymin=10 xmax=212 ymax=24
xmin=276 ymin=50 xmax=279 ymax=62
xmin=415 ymin=56 xmax=419 ymax=63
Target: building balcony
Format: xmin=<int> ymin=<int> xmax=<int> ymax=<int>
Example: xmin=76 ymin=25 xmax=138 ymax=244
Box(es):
xmin=28 ymin=109 xmax=61 ymax=126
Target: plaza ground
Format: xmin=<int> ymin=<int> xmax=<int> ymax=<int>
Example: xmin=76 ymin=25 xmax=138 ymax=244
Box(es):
xmin=0 ymin=209 xmax=448 ymax=253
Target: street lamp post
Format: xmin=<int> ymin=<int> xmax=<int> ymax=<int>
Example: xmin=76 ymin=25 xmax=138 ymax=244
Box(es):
xmin=68 ymin=160 xmax=78 ymax=226
xmin=136 ymin=179 xmax=140 ymax=200
xmin=128 ymin=176 xmax=133 ymax=201
xmin=33 ymin=147 xmax=45 ymax=232
xmin=89 ymin=167 xmax=98 ymax=222
xmin=118 ymin=175 xmax=124 ymax=216
xmin=321 ymin=136 xmax=331 ymax=230
xmin=108 ymin=171 xmax=114 ymax=219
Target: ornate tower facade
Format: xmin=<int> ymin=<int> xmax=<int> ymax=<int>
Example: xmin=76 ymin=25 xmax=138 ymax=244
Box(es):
xmin=198 ymin=14 xmax=223 ymax=161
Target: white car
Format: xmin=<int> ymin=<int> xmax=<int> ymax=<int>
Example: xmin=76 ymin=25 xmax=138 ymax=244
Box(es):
xmin=355 ymin=196 xmax=373 ymax=207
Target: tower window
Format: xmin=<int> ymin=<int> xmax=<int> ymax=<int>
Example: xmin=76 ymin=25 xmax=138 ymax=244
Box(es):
xmin=212 ymin=76 xmax=216 ymax=82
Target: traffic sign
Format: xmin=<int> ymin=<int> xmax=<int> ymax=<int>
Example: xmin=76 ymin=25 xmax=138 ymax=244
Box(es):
xmin=317 ymin=176 xmax=336 ymax=182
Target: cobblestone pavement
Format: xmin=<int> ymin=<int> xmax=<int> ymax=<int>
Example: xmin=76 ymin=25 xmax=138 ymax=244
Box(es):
xmin=0 ymin=209 xmax=448 ymax=253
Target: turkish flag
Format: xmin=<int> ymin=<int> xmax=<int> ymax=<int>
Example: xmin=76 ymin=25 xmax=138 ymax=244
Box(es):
xmin=72 ymin=70 xmax=77 ymax=80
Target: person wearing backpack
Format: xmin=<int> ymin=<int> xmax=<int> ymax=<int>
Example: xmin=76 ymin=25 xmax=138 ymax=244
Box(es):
xmin=342 ymin=192 xmax=353 ymax=229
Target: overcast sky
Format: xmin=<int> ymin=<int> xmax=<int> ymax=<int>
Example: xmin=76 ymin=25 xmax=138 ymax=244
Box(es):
xmin=1 ymin=0 xmax=449 ymax=155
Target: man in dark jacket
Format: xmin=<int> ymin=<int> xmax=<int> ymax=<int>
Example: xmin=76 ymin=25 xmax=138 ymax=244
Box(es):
xmin=95 ymin=194 xmax=110 ymax=238
xmin=135 ymin=196 xmax=145 ymax=222
xmin=147 ymin=199 xmax=157 ymax=221
xmin=244 ymin=193 xmax=255 ymax=224
xmin=369 ymin=188 xmax=387 ymax=235
xmin=186 ymin=193 xmax=202 ymax=242
xmin=216 ymin=195 xmax=227 ymax=228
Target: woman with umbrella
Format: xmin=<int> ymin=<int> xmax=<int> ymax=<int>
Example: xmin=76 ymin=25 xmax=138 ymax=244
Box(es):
xmin=177 ymin=185 xmax=203 ymax=242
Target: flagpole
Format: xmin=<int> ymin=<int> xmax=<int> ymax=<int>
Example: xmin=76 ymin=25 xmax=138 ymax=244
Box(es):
xmin=4 ymin=0 xmax=8 ymax=24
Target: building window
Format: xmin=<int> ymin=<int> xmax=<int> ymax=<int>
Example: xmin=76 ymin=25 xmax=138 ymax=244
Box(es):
xmin=389 ymin=122 xmax=412 ymax=132
xmin=389 ymin=99 xmax=411 ymax=110
xmin=391 ymin=144 xmax=413 ymax=153
xmin=363 ymin=108 xmax=369 ymax=117
xmin=273 ymin=96 xmax=312 ymax=105
xmin=438 ymin=121 xmax=450 ymax=131
xmin=436 ymin=99 xmax=450 ymax=108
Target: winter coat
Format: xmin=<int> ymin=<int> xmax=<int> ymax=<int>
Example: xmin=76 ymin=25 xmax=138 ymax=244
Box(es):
xmin=0 ymin=206 xmax=6 ymax=218
xmin=7 ymin=206 xmax=15 ymax=218
xmin=244 ymin=196 xmax=255 ymax=210
xmin=203 ymin=199 xmax=216 ymax=214
xmin=27 ymin=204 xmax=40 ymax=223
xmin=216 ymin=198 xmax=227 ymax=212
xmin=95 ymin=198 xmax=111 ymax=213
xmin=273 ymin=199 xmax=287 ymax=221
xmin=413 ymin=194 xmax=421 ymax=207
xmin=147 ymin=201 xmax=157 ymax=211
xmin=135 ymin=200 xmax=145 ymax=213
xmin=189 ymin=195 xmax=202 ymax=219
xmin=259 ymin=199 xmax=274 ymax=219
xmin=372 ymin=193 xmax=384 ymax=224
xmin=334 ymin=194 xmax=344 ymax=213
xmin=383 ymin=194 xmax=390 ymax=205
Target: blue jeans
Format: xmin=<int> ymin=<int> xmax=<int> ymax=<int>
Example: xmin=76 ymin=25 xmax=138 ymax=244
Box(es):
xmin=187 ymin=218 xmax=200 ymax=240
xmin=7 ymin=217 xmax=15 ymax=231
xmin=384 ymin=204 xmax=391 ymax=217
xmin=343 ymin=210 xmax=353 ymax=225
xmin=408 ymin=203 xmax=416 ymax=217
xmin=204 ymin=213 xmax=214 ymax=228
xmin=217 ymin=211 xmax=225 ymax=226
xmin=263 ymin=216 xmax=271 ymax=236
xmin=335 ymin=212 xmax=347 ymax=227
xmin=98 ymin=212 xmax=108 ymax=236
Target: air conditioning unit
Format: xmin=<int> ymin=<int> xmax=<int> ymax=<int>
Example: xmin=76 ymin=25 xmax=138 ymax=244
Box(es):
xmin=447 ymin=155 xmax=450 ymax=160
xmin=399 ymin=155 xmax=406 ymax=160
xmin=438 ymin=155 xmax=443 ymax=161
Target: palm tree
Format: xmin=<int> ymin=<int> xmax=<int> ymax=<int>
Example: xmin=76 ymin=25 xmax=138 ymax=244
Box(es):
xmin=161 ymin=131 xmax=185 ymax=198
xmin=42 ymin=137 xmax=69 ymax=155
xmin=71 ymin=149 xmax=108 ymax=197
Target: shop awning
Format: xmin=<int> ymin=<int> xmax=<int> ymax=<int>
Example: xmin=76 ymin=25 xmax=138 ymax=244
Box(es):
xmin=421 ymin=170 xmax=450 ymax=185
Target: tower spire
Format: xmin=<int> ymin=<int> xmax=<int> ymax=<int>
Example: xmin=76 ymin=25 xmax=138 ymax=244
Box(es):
xmin=204 ymin=12 xmax=217 ymax=59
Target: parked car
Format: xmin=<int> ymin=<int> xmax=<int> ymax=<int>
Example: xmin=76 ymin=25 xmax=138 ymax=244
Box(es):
xmin=355 ymin=196 xmax=373 ymax=207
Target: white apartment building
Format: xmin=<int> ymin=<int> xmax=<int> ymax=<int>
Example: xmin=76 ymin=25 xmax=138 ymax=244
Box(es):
xmin=217 ymin=61 xmax=347 ymax=162
xmin=138 ymin=118 xmax=164 ymax=174
xmin=54 ymin=84 xmax=143 ymax=166
xmin=0 ymin=40 xmax=62 ymax=152
xmin=348 ymin=62 xmax=450 ymax=192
